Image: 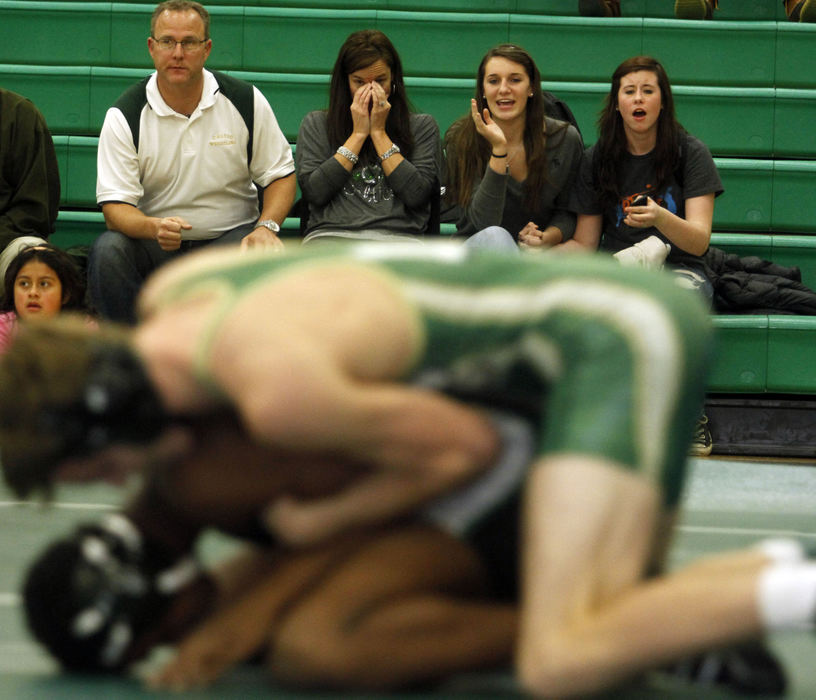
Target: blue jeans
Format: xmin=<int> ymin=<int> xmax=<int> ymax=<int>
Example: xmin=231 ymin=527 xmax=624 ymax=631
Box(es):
xmin=88 ymin=223 xmax=254 ymax=324
xmin=463 ymin=226 xmax=520 ymax=254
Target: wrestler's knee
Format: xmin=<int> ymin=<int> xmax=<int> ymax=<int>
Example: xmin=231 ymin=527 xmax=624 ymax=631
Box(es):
xmin=516 ymin=633 xmax=623 ymax=698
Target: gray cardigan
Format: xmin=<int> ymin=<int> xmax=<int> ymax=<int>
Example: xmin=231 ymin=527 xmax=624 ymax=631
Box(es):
xmin=448 ymin=117 xmax=583 ymax=241
xmin=296 ymin=111 xmax=442 ymax=238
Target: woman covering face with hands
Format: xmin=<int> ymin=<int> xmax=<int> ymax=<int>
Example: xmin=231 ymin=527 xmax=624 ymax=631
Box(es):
xmin=444 ymin=44 xmax=583 ymax=252
xmin=295 ymin=30 xmax=442 ymax=244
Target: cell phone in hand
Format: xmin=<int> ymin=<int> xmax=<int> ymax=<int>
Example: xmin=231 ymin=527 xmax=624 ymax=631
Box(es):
xmin=631 ymin=195 xmax=648 ymax=206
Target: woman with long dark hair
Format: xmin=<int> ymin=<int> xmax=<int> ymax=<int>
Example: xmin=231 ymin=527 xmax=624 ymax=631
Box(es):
xmin=560 ymin=55 xmax=723 ymax=298
xmin=444 ymin=44 xmax=583 ymax=251
xmin=296 ymin=30 xmax=441 ymax=243
xmin=560 ymin=55 xmax=723 ymax=455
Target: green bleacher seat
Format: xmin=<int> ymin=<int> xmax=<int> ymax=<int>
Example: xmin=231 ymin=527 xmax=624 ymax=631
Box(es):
xmin=772 ymin=161 xmax=816 ymax=233
xmin=52 ymin=210 xmax=106 ymax=248
xmin=674 ymin=86 xmax=775 ymax=158
xmin=241 ymin=71 xmax=329 ymax=141
xmin=242 ymin=8 xmax=376 ymax=74
xmin=642 ymin=19 xmax=777 ymax=87
xmin=709 ymin=232 xmax=773 ymax=261
xmin=406 ymin=77 xmax=472 ymax=140
xmin=770 ymin=235 xmax=816 ymax=291
xmin=376 ymin=11 xmax=510 ymax=79
xmin=509 ymin=16 xmax=643 ymax=85
xmin=65 ymin=136 xmax=99 ymax=208
xmin=391 ymin=0 xmax=513 ymax=10
xmin=714 ymin=158 xmax=774 ymax=232
xmin=644 ymin=0 xmax=785 ymax=20
xmin=704 ymin=233 xmax=816 ymax=395
xmin=89 ymin=66 xmax=152 ymax=132
xmin=250 ymin=0 xmax=380 ymax=6
xmin=767 ymin=316 xmax=816 ymax=392
xmin=709 ymin=315 xmax=768 ymax=393
xmin=53 ymin=135 xmax=96 ymax=208
xmin=0 ymin=1 xmax=112 ymax=66
xmin=0 ymin=64 xmax=91 ymax=134
xmin=774 ymin=88 xmax=816 ymax=158
xmin=51 ymin=136 xmax=69 ymax=204
xmin=774 ymin=22 xmax=816 ymax=89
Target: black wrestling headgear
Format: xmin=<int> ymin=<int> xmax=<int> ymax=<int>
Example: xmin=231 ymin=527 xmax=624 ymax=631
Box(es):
xmin=23 ymin=514 xmax=200 ymax=672
xmin=1 ymin=343 xmax=167 ymax=496
xmin=40 ymin=343 xmax=167 ymax=457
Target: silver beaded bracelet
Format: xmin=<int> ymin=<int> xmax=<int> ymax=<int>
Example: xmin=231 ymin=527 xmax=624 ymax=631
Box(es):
xmin=336 ymin=146 xmax=359 ymax=164
xmin=379 ymin=144 xmax=401 ymax=162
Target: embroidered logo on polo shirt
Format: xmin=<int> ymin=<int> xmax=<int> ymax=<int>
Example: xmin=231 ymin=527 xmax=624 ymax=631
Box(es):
xmin=209 ymin=133 xmax=236 ymax=147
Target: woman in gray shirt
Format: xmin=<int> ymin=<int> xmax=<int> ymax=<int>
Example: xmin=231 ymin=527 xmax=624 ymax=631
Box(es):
xmin=444 ymin=44 xmax=583 ymax=251
xmin=296 ymin=30 xmax=442 ymax=244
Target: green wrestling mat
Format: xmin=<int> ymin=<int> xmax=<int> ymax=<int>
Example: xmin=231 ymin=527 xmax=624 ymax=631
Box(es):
xmin=2 ymin=458 xmax=816 ymax=698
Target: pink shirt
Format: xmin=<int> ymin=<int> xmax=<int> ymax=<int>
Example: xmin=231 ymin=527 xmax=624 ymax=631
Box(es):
xmin=0 ymin=311 xmax=18 ymax=354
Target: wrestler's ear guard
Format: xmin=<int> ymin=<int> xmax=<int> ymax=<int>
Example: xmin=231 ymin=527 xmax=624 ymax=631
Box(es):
xmin=39 ymin=344 xmax=167 ymax=455
xmin=1 ymin=344 xmax=168 ymax=496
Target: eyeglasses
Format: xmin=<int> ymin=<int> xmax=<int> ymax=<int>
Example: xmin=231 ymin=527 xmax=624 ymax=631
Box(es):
xmin=151 ymin=37 xmax=208 ymax=53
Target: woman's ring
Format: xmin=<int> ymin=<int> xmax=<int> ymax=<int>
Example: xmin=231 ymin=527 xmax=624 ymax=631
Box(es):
xmin=379 ymin=101 xmax=386 ymax=107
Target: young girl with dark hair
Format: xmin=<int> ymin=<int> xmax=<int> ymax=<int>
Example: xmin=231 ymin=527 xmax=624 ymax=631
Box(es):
xmin=444 ymin=44 xmax=583 ymax=251
xmin=295 ymin=30 xmax=442 ymax=243
xmin=0 ymin=244 xmax=91 ymax=353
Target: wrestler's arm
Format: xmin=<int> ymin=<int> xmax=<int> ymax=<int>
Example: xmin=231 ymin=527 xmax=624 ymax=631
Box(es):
xmin=148 ymin=543 xmax=356 ymax=691
xmin=214 ymin=333 xmax=499 ymax=545
xmin=264 ymin=381 xmax=500 ymax=546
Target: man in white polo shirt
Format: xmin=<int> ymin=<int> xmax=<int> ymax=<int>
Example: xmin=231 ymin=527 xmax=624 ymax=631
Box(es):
xmin=90 ymin=0 xmax=295 ymax=323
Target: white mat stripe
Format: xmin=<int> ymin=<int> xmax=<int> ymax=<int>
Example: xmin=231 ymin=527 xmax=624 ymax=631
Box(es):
xmin=0 ymin=501 xmax=115 ymax=510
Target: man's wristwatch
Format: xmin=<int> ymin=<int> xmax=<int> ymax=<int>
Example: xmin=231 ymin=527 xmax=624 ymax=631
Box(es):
xmin=256 ymin=219 xmax=280 ymax=233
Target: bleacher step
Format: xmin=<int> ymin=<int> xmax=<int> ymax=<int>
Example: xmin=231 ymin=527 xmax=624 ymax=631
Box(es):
xmin=707 ymin=396 xmax=816 ymax=458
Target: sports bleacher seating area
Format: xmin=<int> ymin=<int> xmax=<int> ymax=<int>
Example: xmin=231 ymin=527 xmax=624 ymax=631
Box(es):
xmin=1 ymin=0 xmax=815 ymax=454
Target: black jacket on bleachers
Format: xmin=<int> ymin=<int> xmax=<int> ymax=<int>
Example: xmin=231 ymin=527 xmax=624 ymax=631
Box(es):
xmin=703 ymin=247 xmax=816 ymax=315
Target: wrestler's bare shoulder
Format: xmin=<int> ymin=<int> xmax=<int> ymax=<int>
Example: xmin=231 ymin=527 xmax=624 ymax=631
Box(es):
xmin=222 ymin=259 xmax=425 ymax=381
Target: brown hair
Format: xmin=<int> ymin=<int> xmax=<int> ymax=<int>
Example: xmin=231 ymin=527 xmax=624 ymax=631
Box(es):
xmin=0 ymin=318 xmax=130 ymax=497
xmin=1 ymin=244 xmax=86 ymax=314
xmin=444 ymin=43 xmax=564 ymax=213
xmin=151 ymin=0 xmax=210 ymax=39
xmin=326 ymin=30 xmax=414 ymax=163
xmin=595 ymin=55 xmax=685 ymax=209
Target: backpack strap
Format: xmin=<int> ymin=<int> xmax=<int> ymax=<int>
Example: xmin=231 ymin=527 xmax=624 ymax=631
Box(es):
xmin=542 ymin=90 xmax=582 ymax=141
xmin=112 ymin=76 xmax=151 ymax=153
xmin=112 ymin=70 xmax=255 ymax=165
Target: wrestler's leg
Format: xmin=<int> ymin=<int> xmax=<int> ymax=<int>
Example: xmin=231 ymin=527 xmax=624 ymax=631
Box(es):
xmin=517 ymin=456 xmax=788 ymax=698
xmin=269 ymin=524 xmax=517 ymax=691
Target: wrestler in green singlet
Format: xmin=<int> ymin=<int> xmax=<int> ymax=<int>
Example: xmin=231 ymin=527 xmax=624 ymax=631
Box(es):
xmin=150 ymin=242 xmax=711 ymax=507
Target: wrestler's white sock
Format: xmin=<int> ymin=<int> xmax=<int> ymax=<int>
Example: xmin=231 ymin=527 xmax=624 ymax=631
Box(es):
xmin=757 ymin=562 xmax=816 ymax=630
xmin=756 ymin=537 xmax=806 ymax=565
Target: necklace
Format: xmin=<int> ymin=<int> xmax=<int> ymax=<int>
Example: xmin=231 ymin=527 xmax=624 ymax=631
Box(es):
xmin=504 ymin=143 xmax=525 ymax=168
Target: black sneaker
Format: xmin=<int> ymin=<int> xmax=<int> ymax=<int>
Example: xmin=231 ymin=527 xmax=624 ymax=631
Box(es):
xmin=665 ymin=641 xmax=787 ymax=696
xmin=689 ymin=415 xmax=713 ymax=456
